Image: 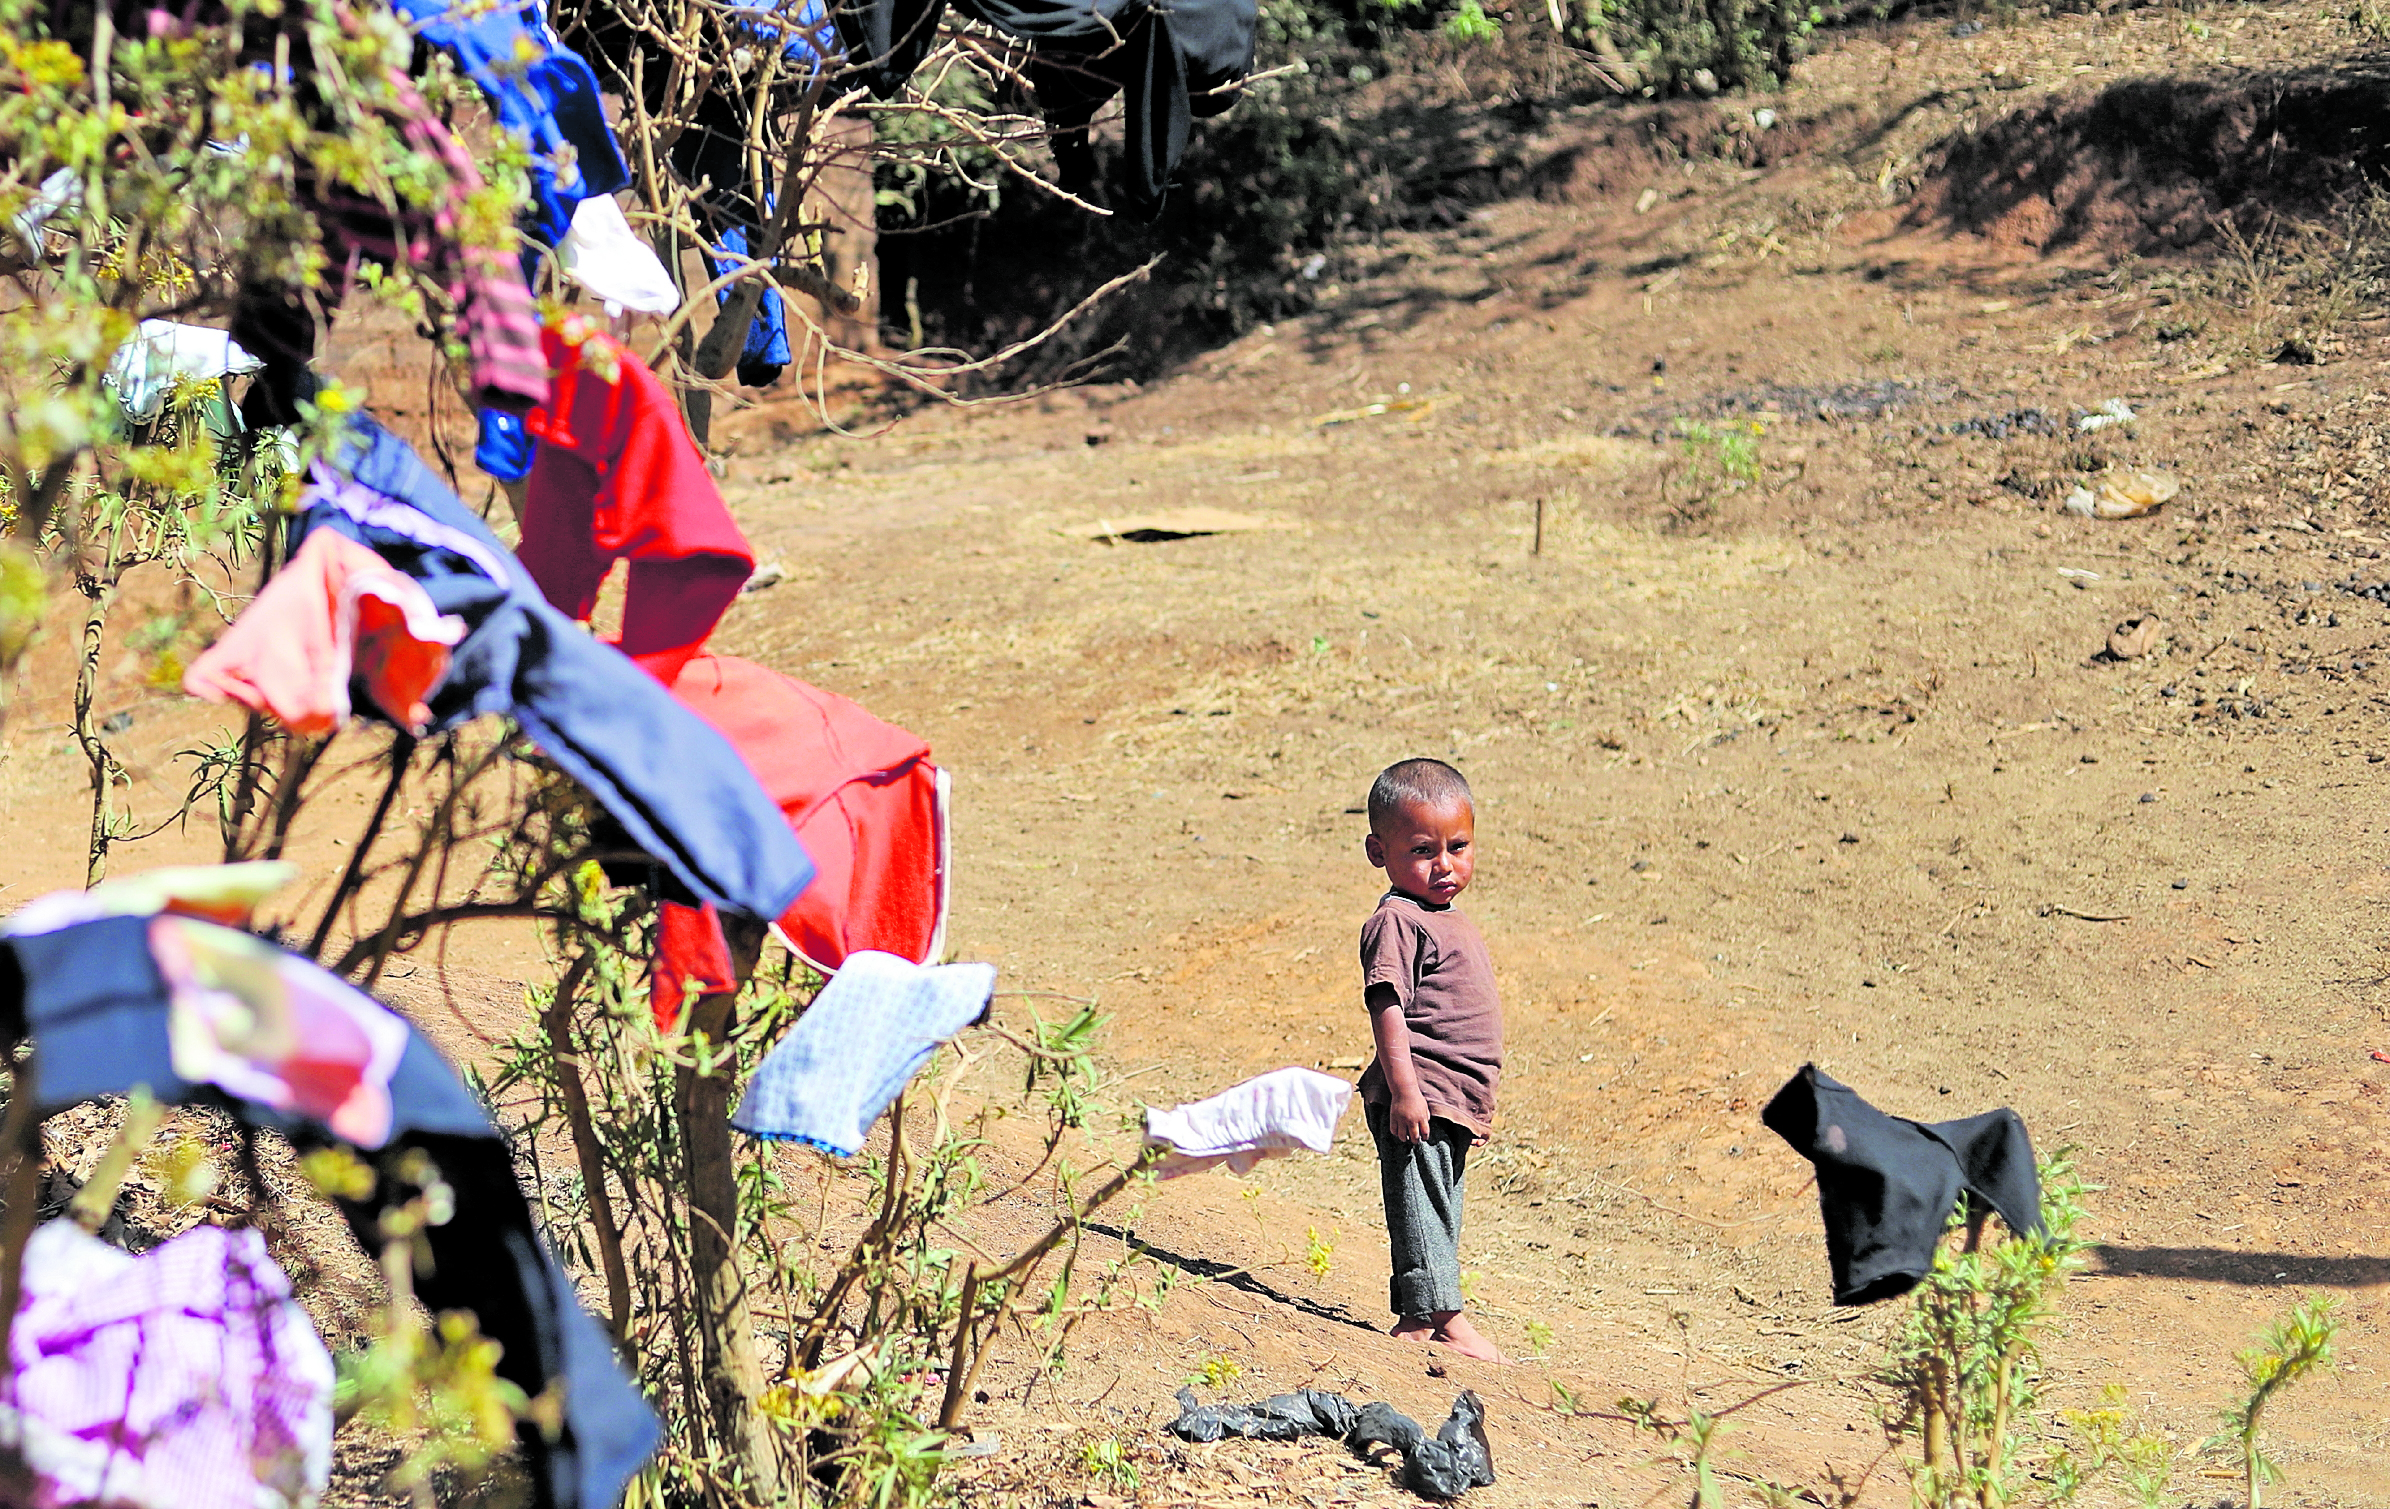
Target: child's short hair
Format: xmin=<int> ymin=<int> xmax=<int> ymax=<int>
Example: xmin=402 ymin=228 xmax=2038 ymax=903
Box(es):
xmin=1368 ymin=758 xmax=1473 ymax=831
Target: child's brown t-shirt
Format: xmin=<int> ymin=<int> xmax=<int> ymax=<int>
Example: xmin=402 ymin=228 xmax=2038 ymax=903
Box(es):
xmin=1356 ymin=890 xmax=1504 ymax=1136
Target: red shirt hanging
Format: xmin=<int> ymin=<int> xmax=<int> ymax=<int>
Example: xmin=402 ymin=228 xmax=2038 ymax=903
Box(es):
xmin=519 ymin=320 xmax=753 ymax=686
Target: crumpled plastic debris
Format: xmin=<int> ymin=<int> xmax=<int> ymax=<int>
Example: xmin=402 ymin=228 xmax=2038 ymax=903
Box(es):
xmin=2064 ymin=469 xmax=2178 ymax=520
xmin=1167 ymin=1387 xmax=1496 ymax=1500
xmin=2075 ymin=398 xmax=2134 ymax=433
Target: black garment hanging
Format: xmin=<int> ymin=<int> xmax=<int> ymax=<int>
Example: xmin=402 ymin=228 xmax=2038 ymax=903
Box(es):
xmin=833 ymin=0 xmax=1255 ymax=217
xmin=1 ymin=915 xmax=659 ymax=1509
xmin=1761 ymin=1063 xmax=2043 ymax=1306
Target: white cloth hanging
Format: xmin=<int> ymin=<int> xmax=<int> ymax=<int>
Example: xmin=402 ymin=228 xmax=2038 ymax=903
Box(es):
xmin=1144 ymin=1066 xmax=1355 ymax=1180
xmin=13 ymin=166 xmax=80 ymax=252
xmin=105 ymin=320 xmax=261 ymax=422
xmin=558 ymin=194 xmax=681 ymax=316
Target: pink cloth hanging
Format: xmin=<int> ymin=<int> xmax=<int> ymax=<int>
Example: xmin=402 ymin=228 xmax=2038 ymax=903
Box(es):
xmin=182 ymin=525 xmax=463 ymax=736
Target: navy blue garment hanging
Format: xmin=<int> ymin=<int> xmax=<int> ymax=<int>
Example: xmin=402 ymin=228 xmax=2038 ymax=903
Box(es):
xmin=0 ymin=915 xmax=658 ymax=1509
xmin=833 ymin=0 xmax=1255 ymax=217
xmin=1762 ymin=1063 xmax=2043 ymax=1306
xmin=296 ymin=415 xmax=815 ymax=925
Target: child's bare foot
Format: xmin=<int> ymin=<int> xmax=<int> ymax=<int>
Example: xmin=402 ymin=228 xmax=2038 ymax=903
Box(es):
xmin=1430 ymin=1311 xmax=1505 ymax=1363
xmin=1390 ymin=1315 xmax=1437 ymax=1342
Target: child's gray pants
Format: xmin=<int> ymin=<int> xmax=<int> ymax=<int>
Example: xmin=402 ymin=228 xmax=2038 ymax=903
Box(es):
xmin=1367 ymin=1100 xmax=1471 ymax=1317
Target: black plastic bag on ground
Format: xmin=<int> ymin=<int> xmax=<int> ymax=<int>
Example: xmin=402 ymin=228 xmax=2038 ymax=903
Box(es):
xmin=1168 ymin=1387 xmax=1495 ymax=1499
xmin=1409 ymin=1391 xmax=1496 ymax=1499
xmin=1167 ymin=1388 xmax=1360 ymax=1442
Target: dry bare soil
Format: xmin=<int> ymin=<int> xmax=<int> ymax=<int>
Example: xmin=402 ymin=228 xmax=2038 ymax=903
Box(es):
xmin=15 ymin=5 xmax=2390 ymax=1505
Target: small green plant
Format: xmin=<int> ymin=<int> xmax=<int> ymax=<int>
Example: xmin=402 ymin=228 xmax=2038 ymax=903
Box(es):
xmin=1442 ymin=0 xmax=1502 ymax=40
xmin=1665 ymin=418 xmax=1763 ymax=527
xmin=1021 ymin=1003 xmax=1106 ymax=1128
xmin=1877 ymin=1152 xmax=2093 ymax=1509
xmin=1188 ymin=1353 xmax=1245 ymax=1389
xmin=2121 ymin=1429 xmax=2180 ymax=1509
xmin=1522 ymin=1318 xmax=1554 ymax=1358
xmin=1588 ymin=1377 xmax=1818 ymax=1506
xmin=2208 ymin=1295 xmax=2338 ymax=1509
xmin=1081 ymin=1436 xmax=1140 ymax=1491
xmin=2055 ymin=1383 xmax=2178 ymax=1508
xmin=1304 ymin=1226 xmax=1335 ymax=1277
xmin=1617 ymin=1395 xmax=1730 ymax=1509
xmin=1675 ymin=419 xmax=1762 ymax=485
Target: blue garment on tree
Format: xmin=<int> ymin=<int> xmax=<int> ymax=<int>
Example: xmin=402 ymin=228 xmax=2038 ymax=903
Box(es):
xmin=731 ymin=951 xmax=995 ymax=1155
xmin=391 ymin=0 xmax=636 ymax=477
xmin=3 ymin=914 xmax=658 ymax=1509
xmin=389 ymin=0 xmax=631 ymax=263
xmin=709 ymin=224 xmax=794 ymax=386
xmin=474 ymin=406 xmax=536 ymax=482
xmin=294 ymin=415 xmax=815 ymax=925
xmin=727 ymin=0 xmax=836 ymax=65
xmin=669 ymin=0 xmax=831 ymax=396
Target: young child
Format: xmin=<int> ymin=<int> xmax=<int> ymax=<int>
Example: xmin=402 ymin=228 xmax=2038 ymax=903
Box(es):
xmin=1356 ymin=757 xmax=1504 ymax=1362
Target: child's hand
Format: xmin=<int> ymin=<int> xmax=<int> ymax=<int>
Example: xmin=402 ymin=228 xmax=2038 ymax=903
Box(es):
xmin=1389 ymin=1089 xmax=1432 ymax=1144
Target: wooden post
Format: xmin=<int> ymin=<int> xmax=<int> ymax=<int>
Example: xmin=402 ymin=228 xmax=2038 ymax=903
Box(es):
xmin=1533 ymin=496 xmax=1546 ymax=556
xmin=676 ymin=915 xmax=783 ymax=1503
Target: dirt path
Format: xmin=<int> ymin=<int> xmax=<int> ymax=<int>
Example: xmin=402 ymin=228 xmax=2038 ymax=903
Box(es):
xmin=696 ymin=73 xmax=2390 ymax=1506
xmin=10 ymin=6 xmax=2390 ymax=1504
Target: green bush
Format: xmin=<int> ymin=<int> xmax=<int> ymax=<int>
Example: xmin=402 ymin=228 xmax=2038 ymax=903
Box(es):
xmin=1592 ymin=0 xmax=1816 ymax=93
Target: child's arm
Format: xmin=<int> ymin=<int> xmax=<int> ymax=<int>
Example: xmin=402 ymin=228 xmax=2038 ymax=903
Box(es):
xmin=1367 ymin=983 xmax=1433 ymax=1143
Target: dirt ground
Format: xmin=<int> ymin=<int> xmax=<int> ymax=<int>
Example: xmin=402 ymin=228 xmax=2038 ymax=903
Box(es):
xmin=12 ymin=3 xmax=2390 ymax=1505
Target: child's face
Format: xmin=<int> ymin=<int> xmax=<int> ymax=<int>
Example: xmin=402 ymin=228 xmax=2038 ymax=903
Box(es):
xmin=1365 ymin=798 xmax=1476 ymax=904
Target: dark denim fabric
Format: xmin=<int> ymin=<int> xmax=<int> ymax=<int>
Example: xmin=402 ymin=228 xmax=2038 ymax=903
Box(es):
xmin=297 ymin=416 xmax=814 ymax=923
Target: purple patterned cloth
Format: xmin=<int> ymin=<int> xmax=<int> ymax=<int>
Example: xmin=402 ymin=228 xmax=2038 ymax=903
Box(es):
xmin=0 ymin=1221 xmax=333 ymax=1509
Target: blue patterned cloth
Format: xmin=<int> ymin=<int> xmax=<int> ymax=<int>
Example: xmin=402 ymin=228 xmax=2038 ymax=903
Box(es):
xmin=388 ymin=0 xmax=631 ymax=263
xmin=732 ymin=951 xmax=995 ymax=1155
